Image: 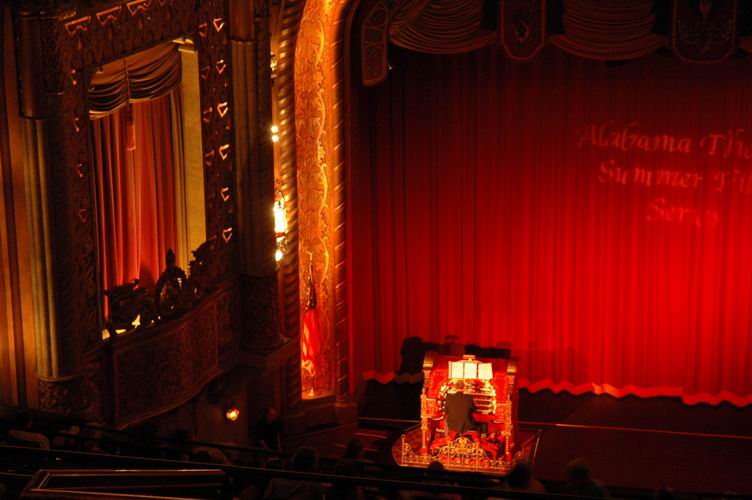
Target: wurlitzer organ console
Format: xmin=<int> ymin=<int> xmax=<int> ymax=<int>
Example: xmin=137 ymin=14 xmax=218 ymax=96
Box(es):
xmin=399 ymin=352 xmax=520 ymax=474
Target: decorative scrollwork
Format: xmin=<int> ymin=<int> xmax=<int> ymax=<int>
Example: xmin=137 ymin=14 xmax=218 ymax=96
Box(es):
xmin=104 ymin=238 xmax=228 ymax=336
xmin=188 ymin=237 xmax=218 ymax=298
xmin=104 ymin=280 xmax=157 ymax=335
xmin=672 ymin=0 xmax=738 ymax=63
xmin=38 ymin=376 xmax=83 ymax=418
xmin=155 ymin=249 xmax=189 ymax=319
xmin=400 ymin=434 xmax=514 ymax=475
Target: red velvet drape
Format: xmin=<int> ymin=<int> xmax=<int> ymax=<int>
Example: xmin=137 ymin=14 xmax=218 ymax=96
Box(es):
xmin=350 ymin=46 xmax=752 ymax=406
xmin=92 ymin=93 xmax=178 ymax=293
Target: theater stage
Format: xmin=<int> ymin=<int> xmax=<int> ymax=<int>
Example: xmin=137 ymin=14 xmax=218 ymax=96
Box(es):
xmin=355 ymin=381 xmax=752 ymax=496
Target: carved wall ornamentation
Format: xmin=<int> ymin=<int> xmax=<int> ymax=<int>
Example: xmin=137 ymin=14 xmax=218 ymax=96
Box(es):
xmin=499 ymin=0 xmax=547 ymax=61
xmin=194 ymin=0 xmax=236 ymax=246
xmin=37 ymin=376 xmax=82 ymax=418
xmin=295 ymin=0 xmax=353 ymax=403
xmin=241 ymin=274 xmax=280 ymax=351
xmin=80 ymin=353 xmax=105 ymax=422
xmin=296 ymin=0 xmax=333 ymax=397
xmin=19 ymin=0 xmax=236 ymax=418
xmin=672 ymin=0 xmax=738 ymax=62
xmin=360 ymin=0 xmax=400 ymax=86
xmin=217 ymin=288 xmax=239 ymax=355
xmin=103 ymin=237 xmax=232 ymax=337
xmin=110 ymin=279 xmax=236 ymax=426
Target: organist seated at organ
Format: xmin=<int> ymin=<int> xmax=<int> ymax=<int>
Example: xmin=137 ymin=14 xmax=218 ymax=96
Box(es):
xmin=444 ymin=379 xmax=477 ymax=435
xmin=421 ymin=353 xmax=517 ymax=462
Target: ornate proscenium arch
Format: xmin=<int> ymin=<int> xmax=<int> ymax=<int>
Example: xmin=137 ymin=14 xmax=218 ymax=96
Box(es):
xmin=295 ymin=0 xmax=358 ymax=410
xmin=294 ymin=0 xmax=488 ymax=405
xmin=294 ymin=0 xmax=752 ymax=413
xmin=293 ymin=0 xmax=476 ymax=405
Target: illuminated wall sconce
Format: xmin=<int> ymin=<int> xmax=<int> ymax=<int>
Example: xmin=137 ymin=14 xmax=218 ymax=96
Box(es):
xmin=224 ymin=402 xmax=240 ymax=422
xmin=270 ymin=52 xmax=278 ymax=83
xmin=271 ymin=124 xmax=279 ymax=143
xmin=274 ymin=182 xmax=288 ymax=262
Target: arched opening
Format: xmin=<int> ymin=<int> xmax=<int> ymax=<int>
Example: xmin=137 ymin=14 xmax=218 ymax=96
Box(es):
xmin=295 ymin=0 xmax=752 ymax=407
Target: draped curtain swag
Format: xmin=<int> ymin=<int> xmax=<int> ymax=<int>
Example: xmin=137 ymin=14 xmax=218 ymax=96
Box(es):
xmin=88 ymin=43 xmax=182 ymax=116
xmin=88 ymin=43 xmax=182 ymax=299
xmin=549 ymin=0 xmax=665 ymax=61
xmin=390 ymin=0 xmax=496 ymax=54
xmin=365 ymin=0 xmax=752 ymax=85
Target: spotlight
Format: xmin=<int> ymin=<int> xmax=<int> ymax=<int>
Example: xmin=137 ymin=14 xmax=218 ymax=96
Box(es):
xmin=224 ymin=403 xmax=240 ymax=422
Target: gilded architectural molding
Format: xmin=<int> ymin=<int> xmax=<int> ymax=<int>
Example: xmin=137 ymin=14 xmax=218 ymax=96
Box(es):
xmin=295 ymin=0 xmax=353 ymax=404
xmin=111 ymin=280 xmax=238 ymax=426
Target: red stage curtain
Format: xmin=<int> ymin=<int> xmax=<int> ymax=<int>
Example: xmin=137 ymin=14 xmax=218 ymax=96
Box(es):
xmin=92 ymin=93 xmax=179 ymax=293
xmin=350 ymin=45 xmax=752 ymax=406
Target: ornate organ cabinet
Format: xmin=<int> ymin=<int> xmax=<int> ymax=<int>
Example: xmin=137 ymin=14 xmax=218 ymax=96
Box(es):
xmin=400 ymin=352 xmax=520 ymax=474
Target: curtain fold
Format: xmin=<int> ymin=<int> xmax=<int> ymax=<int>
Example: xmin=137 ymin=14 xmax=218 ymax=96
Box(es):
xmin=550 ymin=0 xmax=666 ymax=60
xmin=88 ymin=43 xmax=182 ymax=116
xmin=389 ymin=0 xmax=496 ymax=54
xmin=93 ymin=93 xmax=179 ymax=294
xmin=383 ymin=0 xmax=668 ymax=60
xmin=351 ymin=45 xmax=752 ymax=406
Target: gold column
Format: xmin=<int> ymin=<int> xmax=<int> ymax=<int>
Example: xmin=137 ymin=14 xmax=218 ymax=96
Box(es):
xmin=295 ymin=0 xmax=357 ymax=424
xmin=15 ymin=2 xmax=83 ymax=413
xmin=174 ymin=40 xmax=207 ymax=268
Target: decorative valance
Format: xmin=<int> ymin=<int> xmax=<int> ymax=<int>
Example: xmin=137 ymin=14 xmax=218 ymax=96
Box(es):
xmin=88 ymin=43 xmax=181 ymax=116
xmin=549 ymin=0 xmax=665 ymax=61
xmin=390 ymin=0 xmax=496 ymax=54
xmin=361 ymin=0 xmax=752 ymax=86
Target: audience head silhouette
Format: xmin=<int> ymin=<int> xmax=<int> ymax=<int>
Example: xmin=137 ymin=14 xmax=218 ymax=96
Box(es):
xmin=291 ymin=445 xmax=319 ymax=472
xmin=507 ymin=460 xmax=533 ymax=489
xmin=565 ymin=458 xmax=607 ymax=497
xmin=343 ymin=438 xmax=364 ymax=460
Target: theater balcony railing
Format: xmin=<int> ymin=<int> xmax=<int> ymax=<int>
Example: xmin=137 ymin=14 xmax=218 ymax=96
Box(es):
xmin=82 ymin=237 xmax=246 ymax=427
